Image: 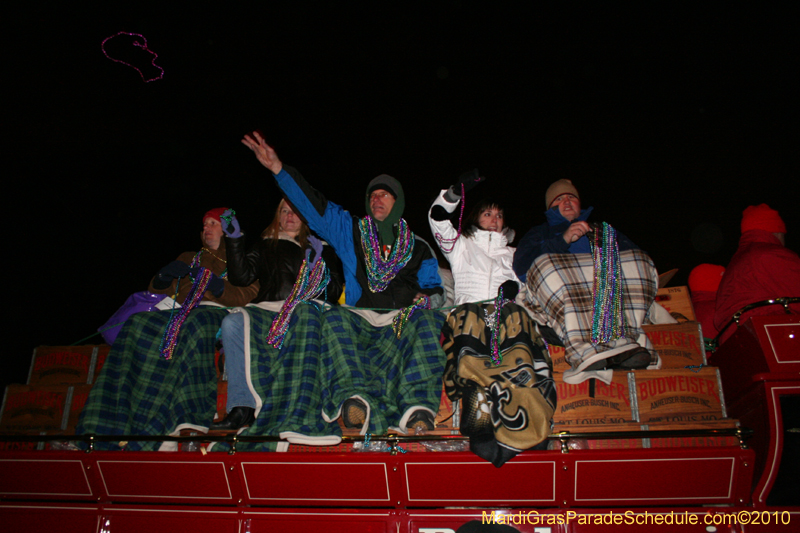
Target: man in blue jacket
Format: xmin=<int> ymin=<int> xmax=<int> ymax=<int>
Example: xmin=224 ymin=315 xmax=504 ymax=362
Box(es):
xmin=240 ymin=131 xmax=445 ymax=434
xmin=514 ymin=179 xmax=657 ymax=381
xmin=513 ymin=179 xmax=638 ymax=282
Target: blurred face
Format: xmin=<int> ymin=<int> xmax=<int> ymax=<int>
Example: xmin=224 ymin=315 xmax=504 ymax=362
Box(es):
xmin=202 ymin=217 xmax=223 ymax=250
xmin=551 ymin=193 xmax=581 ymax=221
xmin=279 ymin=201 xmax=302 ymax=236
xmin=369 ymin=189 xmax=396 ymax=222
xmin=478 ymin=207 xmax=504 ymax=232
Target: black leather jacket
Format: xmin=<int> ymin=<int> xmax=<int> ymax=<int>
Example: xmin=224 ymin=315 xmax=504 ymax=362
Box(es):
xmin=225 ymin=233 xmax=343 ymax=305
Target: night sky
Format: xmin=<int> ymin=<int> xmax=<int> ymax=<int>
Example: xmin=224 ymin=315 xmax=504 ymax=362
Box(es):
xmin=6 ymin=6 xmax=798 ymax=390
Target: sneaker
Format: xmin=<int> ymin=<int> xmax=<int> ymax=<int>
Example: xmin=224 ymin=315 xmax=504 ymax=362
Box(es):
xmin=616 ymin=347 xmax=652 ymax=369
xmin=583 ymin=347 xmax=652 ymax=371
xmin=342 ymin=398 xmax=368 ymax=428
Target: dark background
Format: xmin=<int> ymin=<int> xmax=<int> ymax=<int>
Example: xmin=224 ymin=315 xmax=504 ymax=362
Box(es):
xmin=5 ymin=5 xmax=798 ymax=391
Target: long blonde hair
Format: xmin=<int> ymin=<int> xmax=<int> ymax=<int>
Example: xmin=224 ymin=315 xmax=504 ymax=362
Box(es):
xmin=261 ymin=198 xmax=310 ymax=248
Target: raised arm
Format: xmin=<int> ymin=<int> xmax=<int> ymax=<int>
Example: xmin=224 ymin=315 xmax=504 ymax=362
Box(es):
xmin=428 ymin=169 xmax=485 ymax=255
xmin=241 ymin=131 xmax=283 ymax=174
xmin=241 ymin=131 xmax=362 ymax=305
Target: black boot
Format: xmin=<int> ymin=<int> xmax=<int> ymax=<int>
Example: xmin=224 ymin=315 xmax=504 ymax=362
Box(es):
xmin=209 ymin=406 xmax=255 ymax=431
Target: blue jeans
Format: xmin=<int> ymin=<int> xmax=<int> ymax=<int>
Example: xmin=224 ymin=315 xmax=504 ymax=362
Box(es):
xmin=220 ymin=312 xmax=257 ymax=411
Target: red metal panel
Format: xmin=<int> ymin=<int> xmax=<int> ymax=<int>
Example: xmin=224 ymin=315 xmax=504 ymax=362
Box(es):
xmin=570 ymin=449 xmax=750 ymax=506
xmin=0 ymin=503 xmax=101 ymax=533
xmin=0 ymin=457 xmax=93 ymax=499
xmin=245 ymin=508 xmax=399 ymax=533
xmin=404 ymin=456 xmax=559 ymax=505
xmin=754 ymin=316 xmax=800 ymax=368
xmin=710 ymin=315 xmax=800 ymax=398
xmin=102 ymin=505 xmax=239 ymax=533
xmin=95 ymin=458 xmax=235 ymax=503
xmin=748 ymin=381 xmax=800 ymax=507
xmin=240 ymin=459 xmax=391 ymax=504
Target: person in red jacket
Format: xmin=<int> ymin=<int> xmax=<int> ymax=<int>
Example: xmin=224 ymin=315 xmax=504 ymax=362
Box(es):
xmin=688 ymin=263 xmax=725 ymax=341
xmin=714 ymin=204 xmax=800 ymax=344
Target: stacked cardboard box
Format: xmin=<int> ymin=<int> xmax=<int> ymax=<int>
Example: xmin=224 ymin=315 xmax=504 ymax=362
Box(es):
xmin=654 ymin=285 xmax=696 ymax=321
xmin=0 ymin=345 xmax=110 ymax=448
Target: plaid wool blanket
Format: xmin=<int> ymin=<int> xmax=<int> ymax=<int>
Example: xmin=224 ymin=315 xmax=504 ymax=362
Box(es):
xmin=76 ymin=306 xmax=226 ymax=451
xmin=78 ymin=302 xmax=446 ymax=451
xmin=318 ymin=307 xmax=446 ymax=435
xmin=525 ymin=249 xmax=660 ymax=384
xmin=210 ymin=303 xmax=342 ymax=452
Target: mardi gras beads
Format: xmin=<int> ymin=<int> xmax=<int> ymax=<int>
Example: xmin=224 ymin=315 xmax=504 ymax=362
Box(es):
xmin=590 ymin=222 xmax=626 ymax=344
xmin=159 ymin=267 xmax=213 ymax=360
xmin=359 ymin=216 xmax=415 ymax=293
xmin=392 ymin=295 xmax=431 ymax=338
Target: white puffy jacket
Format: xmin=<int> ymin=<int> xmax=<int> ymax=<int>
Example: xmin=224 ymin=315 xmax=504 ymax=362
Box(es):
xmin=428 ymin=189 xmax=521 ymax=305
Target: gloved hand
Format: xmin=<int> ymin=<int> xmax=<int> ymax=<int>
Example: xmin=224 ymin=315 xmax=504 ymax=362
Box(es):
xmin=152 ymin=260 xmax=191 ymax=289
xmin=308 ymin=235 xmax=324 ymax=265
xmin=452 ymin=168 xmax=485 ymax=195
xmin=221 ymin=208 xmax=242 ymax=238
xmin=207 ymin=273 xmax=225 ymax=297
xmin=498 ymin=280 xmax=519 ymax=302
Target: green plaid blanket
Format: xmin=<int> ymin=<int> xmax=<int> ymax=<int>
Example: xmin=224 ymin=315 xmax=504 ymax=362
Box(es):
xmin=319 ymin=307 xmax=446 ymax=435
xmin=212 ymin=304 xmax=342 ymax=452
xmin=77 ymin=303 xmax=446 ymax=451
xmin=76 ymin=307 xmax=226 ymax=451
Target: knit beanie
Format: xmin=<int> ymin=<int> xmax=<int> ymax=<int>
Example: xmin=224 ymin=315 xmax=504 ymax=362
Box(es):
xmin=203 ymin=207 xmax=229 ymax=224
xmin=688 ymin=264 xmax=725 ymax=293
xmin=545 ymin=179 xmax=579 ymax=208
xmin=741 ymin=204 xmax=786 ymax=234
xmin=364 ymin=174 xmax=405 ymax=246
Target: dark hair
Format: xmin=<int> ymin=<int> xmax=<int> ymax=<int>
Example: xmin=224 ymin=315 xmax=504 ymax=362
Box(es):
xmin=462 ymin=199 xmax=504 ymax=238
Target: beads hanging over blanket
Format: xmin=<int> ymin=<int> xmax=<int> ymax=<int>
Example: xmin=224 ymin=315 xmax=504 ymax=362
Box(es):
xmin=159 ymin=267 xmax=213 ymax=360
xmin=267 ymin=238 xmax=330 ymax=349
xmin=589 ymin=222 xmax=627 ymax=344
xmin=483 ymin=286 xmax=512 ymax=366
xmin=392 ymin=295 xmax=430 ymax=338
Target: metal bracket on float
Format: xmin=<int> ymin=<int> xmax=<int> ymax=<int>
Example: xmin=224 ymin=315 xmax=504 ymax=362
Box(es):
xmin=555 ymin=431 xmax=571 ymax=454
xmin=387 ymin=434 xmax=401 ymax=455
xmin=227 ymin=434 xmax=238 ymax=455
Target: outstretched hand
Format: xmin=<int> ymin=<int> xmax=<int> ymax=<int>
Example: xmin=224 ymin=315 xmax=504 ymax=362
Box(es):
xmin=452 ymin=168 xmax=485 ymax=195
xmin=241 ymin=131 xmax=283 ymax=174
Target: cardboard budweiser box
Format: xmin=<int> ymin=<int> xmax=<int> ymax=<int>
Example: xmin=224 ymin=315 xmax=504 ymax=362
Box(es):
xmin=27 ymin=345 xmax=105 ymax=386
xmin=547 ymin=344 xmax=570 ymax=374
xmin=92 ymin=345 xmax=110 ymax=383
xmin=0 ymin=385 xmax=71 ymax=433
xmin=64 ymin=384 xmax=93 ymax=433
xmin=644 ymin=322 xmax=706 ymax=369
xmin=431 ymin=383 xmax=460 ymax=435
xmin=654 ymin=286 xmax=695 ymax=322
xmin=553 ymin=372 xmax=637 ymax=426
xmin=632 ymin=367 xmax=727 ymax=424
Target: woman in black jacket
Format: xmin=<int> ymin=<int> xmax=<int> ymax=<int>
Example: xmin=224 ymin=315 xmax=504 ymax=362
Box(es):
xmin=211 ymin=199 xmax=343 ymax=431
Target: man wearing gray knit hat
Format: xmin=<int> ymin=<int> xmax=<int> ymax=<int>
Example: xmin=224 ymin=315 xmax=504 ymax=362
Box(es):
xmin=512 ymin=178 xmax=656 ymax=381
xmin=513 ymin=179 xmax=638 ymax=281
